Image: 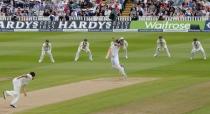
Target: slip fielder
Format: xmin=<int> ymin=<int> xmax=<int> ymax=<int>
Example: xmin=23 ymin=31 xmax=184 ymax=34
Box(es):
xmin=190 ymin=38 xmax=207 ymax=60
xmin=154 ymin=36 xmax=171 ymax=58
xmin=38 ymin=40 xmax=55 ymax=63
xmin=74 ymin=38 xmax=93 ymax=61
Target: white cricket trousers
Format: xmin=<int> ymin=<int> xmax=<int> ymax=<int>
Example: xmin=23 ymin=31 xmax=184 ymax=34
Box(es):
xmin=39 ymin=51 xmax=55 ymax=63
xmin=111 ymin=57 xmax=127 ymax=79
xmin=191 ymin=48 xmax=206 ymax=60
xmin=75 ymin=49 xmax=93 ymax=61
xmin=154 ymin=47 xmax=171 ymax=57
xmin=5 ymin=78 xmax=21 ymax=106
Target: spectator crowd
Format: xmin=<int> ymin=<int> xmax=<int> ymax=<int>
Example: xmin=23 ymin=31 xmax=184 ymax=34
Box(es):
xmin=130 ymin=0 xmax=210 ymax=20
xmin=0 ymin=0 xmax=209 ymax=21
xmin=0 ymin=0 xmax=126 ymax=20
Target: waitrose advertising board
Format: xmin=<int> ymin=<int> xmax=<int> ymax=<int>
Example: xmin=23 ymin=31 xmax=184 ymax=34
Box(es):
xmin=130 ymin=21 xmax=205 ymax=32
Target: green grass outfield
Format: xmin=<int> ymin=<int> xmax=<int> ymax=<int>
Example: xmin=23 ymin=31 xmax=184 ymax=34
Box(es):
xmin=0 ymin=32 xmax=210 ymax=114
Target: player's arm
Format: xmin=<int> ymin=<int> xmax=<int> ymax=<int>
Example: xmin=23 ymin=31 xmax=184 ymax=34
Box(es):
xmin=79 ymin=42 xmax=83 ymax=49
xmin=17 ymin=75 xmax=28 ymax=79
xmin=22 ymin=85 xmax=27 ymax=96
xmin=164 ymin=39 xmax=166 ymax=43
xmin=164 ymin=40 xmax=167 ymax=48
xmin=125 ymin=41 xmax=128 ymax=47
xmin=110 ymin=48 xmax=115 ymax=58
xmin=87 ymin=42 xmax=90 ymax=49
xmin=41 ymin=43 xmax=45 ymax=51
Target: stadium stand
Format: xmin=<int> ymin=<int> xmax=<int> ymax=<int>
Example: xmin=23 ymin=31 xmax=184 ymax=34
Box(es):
xmin=0 ymin=0 xmax=209 ymax=21
xmin=129 ymin=0 xmax=210 ymax=20
xmin=0 ymin=0 xmax=125 ymax=17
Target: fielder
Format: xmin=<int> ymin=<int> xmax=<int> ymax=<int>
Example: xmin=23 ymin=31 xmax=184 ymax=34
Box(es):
xmin=109 ymin=39 xmax=127 ymax=80
xmin=154 ymin=36 xmax=171 ymax=57
xmin=74 ymin=39 xmax=93 ymax=61
xmin=190 ymin=38 xmax=207 ymax=60
xmin=3 ymin=72 xmax=36 ymax=108
xmin=38 ymin=40 xmax=55 ymax=63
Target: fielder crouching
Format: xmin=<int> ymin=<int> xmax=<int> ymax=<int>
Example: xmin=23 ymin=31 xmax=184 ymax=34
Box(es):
xmin=39 ymin=40 xmax=55 ymax=63
xmin=190 ymin=38 xmax=207 ymax=60
xmin=74 ymin=38 xmax=93 ymax=61
xmin=154 ymin=36 xmax=171 ymax=58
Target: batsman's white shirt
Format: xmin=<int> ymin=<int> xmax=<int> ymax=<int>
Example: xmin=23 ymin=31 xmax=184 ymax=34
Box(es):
xmin=157 ymin=39 xmax=167 ymax=48
xmin=111 ymin=44 xmax=120 ymax=65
